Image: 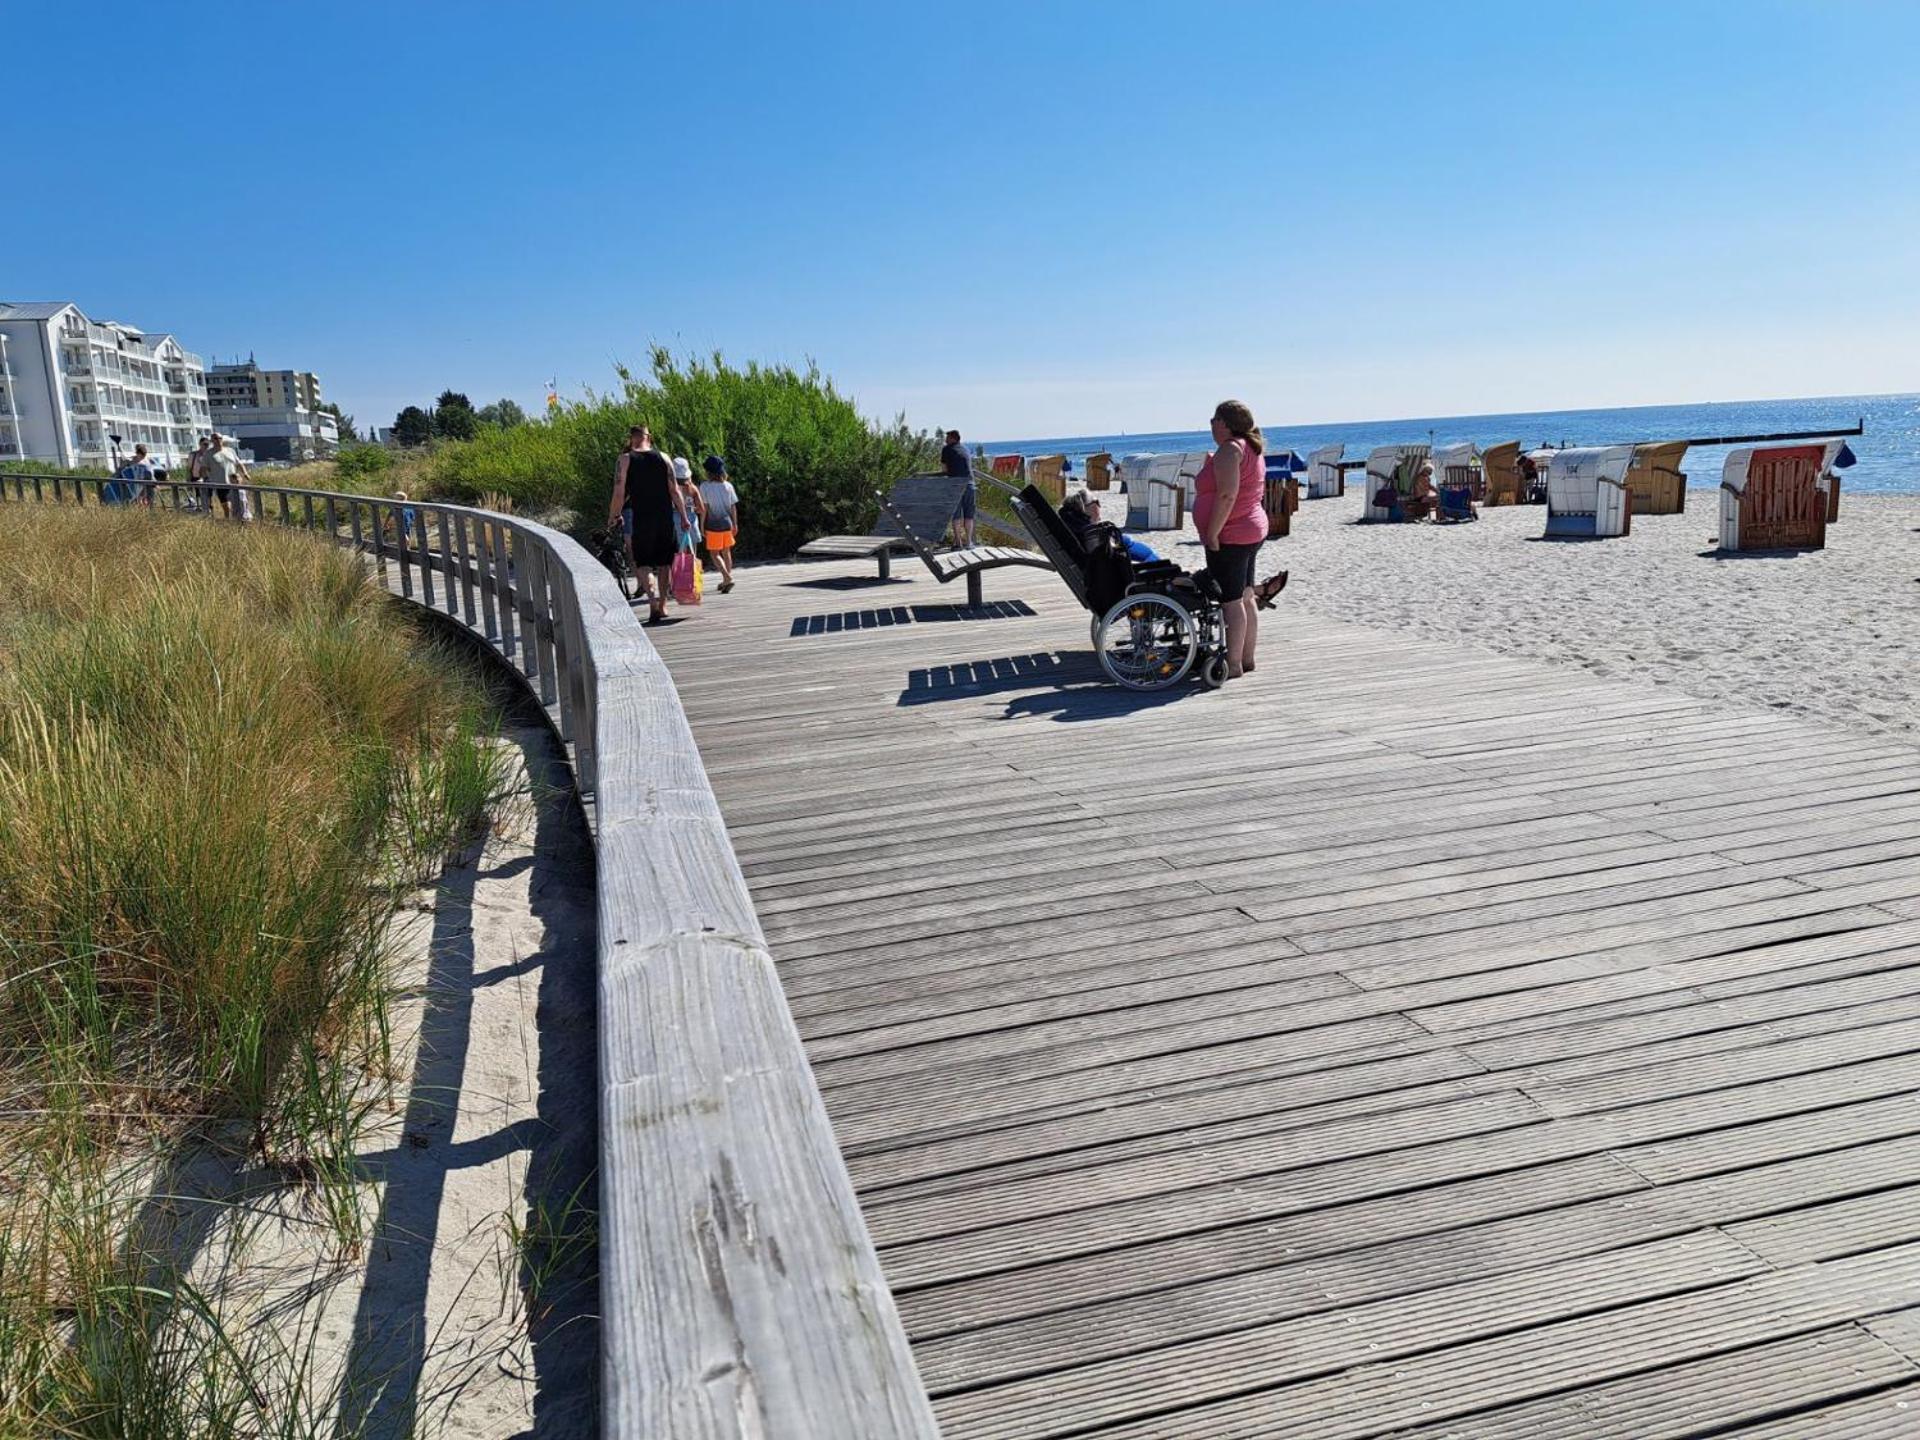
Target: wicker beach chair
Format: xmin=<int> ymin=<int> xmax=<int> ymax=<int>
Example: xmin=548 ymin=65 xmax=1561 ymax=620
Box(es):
xmin=1084 ymin=452 xmax=1114 ymax=491
xmin=1625 ymin=441 xmax=1689 ymax=515
xmin=1543 ymin=446 xmax=1634 ymax=538
xmin=1480 ymin=441 xmax=1523 ymax=506
xmin=1359 ymin=444 xmax=1430 ymax=523
xmin=1027 ymin=454 xmax=1067 ymax=506
xmin=1306 ymin=443 xmax=1345 ymax=498
xmin=1717 ymin=441 xmax=1845 ymax=552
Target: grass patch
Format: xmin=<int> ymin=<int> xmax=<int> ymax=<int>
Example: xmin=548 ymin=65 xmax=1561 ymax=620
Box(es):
xmin=0 ymin=504 xmax=505 ymax=1435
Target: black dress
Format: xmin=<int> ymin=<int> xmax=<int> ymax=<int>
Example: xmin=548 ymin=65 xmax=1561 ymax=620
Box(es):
xmin=624 ymin=449 xmax=678 ymax=567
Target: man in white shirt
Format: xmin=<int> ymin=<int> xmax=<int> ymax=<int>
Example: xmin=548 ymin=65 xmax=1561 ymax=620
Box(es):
xmin=203 ymin=435 xmax=253 ymax=521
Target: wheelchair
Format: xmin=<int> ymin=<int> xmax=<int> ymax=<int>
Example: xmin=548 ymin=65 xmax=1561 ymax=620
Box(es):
xmin=1009 ymin=484 xmax=1231 ymax=692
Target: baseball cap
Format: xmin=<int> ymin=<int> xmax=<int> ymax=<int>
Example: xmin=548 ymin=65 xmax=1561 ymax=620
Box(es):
xmin=703 ymin=455 xmax=726 ymax=476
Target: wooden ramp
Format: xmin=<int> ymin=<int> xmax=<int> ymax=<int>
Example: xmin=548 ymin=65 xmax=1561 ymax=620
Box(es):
xmin=649 ymin=557 xmax=1920 ymax=1439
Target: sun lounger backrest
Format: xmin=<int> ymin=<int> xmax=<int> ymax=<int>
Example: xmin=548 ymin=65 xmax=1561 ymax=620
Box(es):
xmin=1480 ymin=441 xmax=1523 ymax=505
xmin=872 ymin=473 xmax=970 ymax=540
xmin=1718 ymin=442 xmax=1837 ymax=551
xmin=1010 ymin=485 xmax=1091 ymax=608
xmin=1543 ymin=445 xmax=1634 ymax=537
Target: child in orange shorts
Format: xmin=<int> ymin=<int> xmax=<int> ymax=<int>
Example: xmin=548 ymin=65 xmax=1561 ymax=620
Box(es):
xmin=698 ymin=455 xmax=740 ymax=593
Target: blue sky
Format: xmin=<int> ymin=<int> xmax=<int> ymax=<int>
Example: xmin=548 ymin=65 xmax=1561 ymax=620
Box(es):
xmin=6 ymin=1 xmax=1916 ymax=438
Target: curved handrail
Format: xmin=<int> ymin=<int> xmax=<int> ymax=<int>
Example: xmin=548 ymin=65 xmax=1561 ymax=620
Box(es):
xmin=0 ymin=474 xmax=941 ymax=1439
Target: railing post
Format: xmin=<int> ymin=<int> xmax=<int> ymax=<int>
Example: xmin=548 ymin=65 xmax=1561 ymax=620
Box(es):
xmin=565 ymin=589 xmax=596 ymax=793
xmin=450 ymin=513 xmax=478 ymax=626
xmin=474 ymin=518 xmax=500 ymax=642
xmin=413 ymin=507 xmax=435 ymax=608
xmin=303 ymin=493 xmax=317 ymax=531
xmin=51 ymin=476 xmax=63 ymax=503
xmin=495 ymin=521 xmax=519 ymax=662
xmin=549 ymin=564 xmax=576 ymax=743
xmin=31 ymin=475 xmax=42 ymax=502
xmin=323 ymin=495 xmax=337 ymax=539
xmin=435 ymin=511 xmax=458 ymax=616
xmin=520 ymin=544 xmax=555 ymax=705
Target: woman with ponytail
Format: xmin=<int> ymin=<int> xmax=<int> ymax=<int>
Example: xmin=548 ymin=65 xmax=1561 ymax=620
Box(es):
xmin=1195 ymin=399 xmax=1282 ymax=677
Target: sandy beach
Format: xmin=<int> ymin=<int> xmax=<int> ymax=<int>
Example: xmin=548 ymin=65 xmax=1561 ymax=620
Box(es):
xmin=1105 ymin=489 xmax=1920 ymax=744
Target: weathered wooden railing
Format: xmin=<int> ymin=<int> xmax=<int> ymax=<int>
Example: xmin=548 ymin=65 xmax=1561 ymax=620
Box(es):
xmin=0 ymin=474 xmax=941 ymax=1439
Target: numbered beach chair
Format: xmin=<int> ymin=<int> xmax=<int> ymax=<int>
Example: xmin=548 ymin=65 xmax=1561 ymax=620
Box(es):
xmin=1359 ymin=444 xmax=1430 ymax=523
xmin=1480 ymin=441 xmax=1524 ymax=506
xmin=1625 ymin=440 xmax=1689 ymax=515
xmin=1306 ymin=443 xmax=1345 ymax=498
xmin=1543 ymin=445 xmax=1634 ymax=538
xmin=1717 ymin=441 xmax=1846 ymax=552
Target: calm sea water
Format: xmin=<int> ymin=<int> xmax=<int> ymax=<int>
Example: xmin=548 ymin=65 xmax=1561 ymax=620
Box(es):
xmin=986 ymin=392 xmax=1920 ymax=496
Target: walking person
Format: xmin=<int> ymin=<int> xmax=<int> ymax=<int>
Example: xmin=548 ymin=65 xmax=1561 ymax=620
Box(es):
xmin=188 ymin=435 xmax=215 ymax=514
xmin=203 ymin=434 xmax=253 ymax=521
xmin=699 ymin=454 xmax=741 ymax=592
xmin=608 ymin=425 xmax=687 ymax=626
xmin=1195 ymin=399 xmax=1270 ymax=678
xmin=672 ymin=457 xmax=707 ymax=546
xmin=941 ymin=428 xmax=976 ymax=548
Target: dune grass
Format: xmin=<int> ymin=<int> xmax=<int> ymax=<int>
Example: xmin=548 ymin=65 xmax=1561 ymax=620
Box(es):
xmin=0 ymin=505 xmax=504 ymax=1436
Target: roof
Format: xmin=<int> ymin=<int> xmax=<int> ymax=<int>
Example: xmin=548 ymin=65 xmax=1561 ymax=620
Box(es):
xmin=0 ymin=301 xmax=79 ymax=322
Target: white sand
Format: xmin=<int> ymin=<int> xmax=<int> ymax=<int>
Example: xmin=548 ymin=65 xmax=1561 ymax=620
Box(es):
xmin=1111 ymin=489 xmax=1920 ymax=744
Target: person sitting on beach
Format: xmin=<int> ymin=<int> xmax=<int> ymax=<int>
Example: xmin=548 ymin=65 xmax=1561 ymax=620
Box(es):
xmin=1406 ymin=460 xmax=1439 ymax=521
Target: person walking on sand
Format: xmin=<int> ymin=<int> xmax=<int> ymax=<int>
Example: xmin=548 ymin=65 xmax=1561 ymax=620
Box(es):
xmin=609 ymin=425 xmax=687 ymax=625
xmin=941 ymin=429 xmax=976 ymax=548
xmin=203 ymin=434 xmax=253 ymax=521
xmin=1196 ymin=399 xmax=1271 ymax=679
xmin=699 ymin=454 xmax=741 ymax=592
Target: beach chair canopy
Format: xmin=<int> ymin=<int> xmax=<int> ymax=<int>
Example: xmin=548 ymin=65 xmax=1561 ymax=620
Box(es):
xmin=1306 ymin=443 xmax=1344 ymax=497
xmin=1264 ymin=450 xmax=1308 ymax=477
xmin=1434 ymin=442 xmax=1478 ymax=472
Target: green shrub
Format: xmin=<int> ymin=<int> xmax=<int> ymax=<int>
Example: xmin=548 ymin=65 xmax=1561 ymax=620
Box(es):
xmin=418 ymin=349 xmax=939 ymax=556
xmin=332 ymin=443 xmax=393 ymax=484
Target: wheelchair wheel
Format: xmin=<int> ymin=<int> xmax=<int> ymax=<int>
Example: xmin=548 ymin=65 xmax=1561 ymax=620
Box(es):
xmin=1201 ymin=654 xmax=1230 ymax=688
xmin=1096 ymin=593 xmax=1198 ymax=690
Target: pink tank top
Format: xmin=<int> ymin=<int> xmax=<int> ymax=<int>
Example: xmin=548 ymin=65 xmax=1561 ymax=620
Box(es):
xmin=1193 ymin=442 xmax=1270 ymax=545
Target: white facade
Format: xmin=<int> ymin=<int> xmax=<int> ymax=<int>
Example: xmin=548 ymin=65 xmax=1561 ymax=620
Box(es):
xmin=0 ymin=302 xmax=213 ymax=470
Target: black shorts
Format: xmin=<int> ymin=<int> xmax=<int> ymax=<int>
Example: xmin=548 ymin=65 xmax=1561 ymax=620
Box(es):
xmin=1205 ymin=540 xmax=1261 ymax=599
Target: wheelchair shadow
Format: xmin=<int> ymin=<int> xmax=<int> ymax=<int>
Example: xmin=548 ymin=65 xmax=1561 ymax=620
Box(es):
xmin=898 ymin=650 xmax=1201 ymax=721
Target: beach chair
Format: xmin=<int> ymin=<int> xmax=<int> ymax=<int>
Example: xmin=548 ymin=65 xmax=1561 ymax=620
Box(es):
xmin=1717 ymin=441 xmax=1844 ymax=552
xmin=1359 ymin=444 xmax=1430 ymax=523
xmin=1625 ymin=440 xmax=1689 ymax=515
xmin=990 ymin=454 xmax=1026 ymax=486
xmin=1306 ymin=443 xmax=1344 ymax=498
xmin=1084 ymin=452 xmax=1114 ymax=491
xmin=798 ymin=472 xmax=970 ymax=579
xmin=1027 ymin=454 xmax=1067 ymax=506
xmin=1434 ymin=442 xmax=1479 ymax=522
xmin=1480 ymin=441 xmax=1523 ymax=506
xmin=1120 ymin=451 xmax=1203 ymax=531
xmin=1543 ymin=445 xmax=1634 ymax=538
xmin=1262 ymin=452 xmax=1304 ymax=538
xmin=875 ymin=487 xmax=1051 ymax=607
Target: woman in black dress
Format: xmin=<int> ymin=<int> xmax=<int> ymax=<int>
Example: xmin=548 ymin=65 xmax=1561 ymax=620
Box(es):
xmin=609 ymin=425 xmax=688 ymax=624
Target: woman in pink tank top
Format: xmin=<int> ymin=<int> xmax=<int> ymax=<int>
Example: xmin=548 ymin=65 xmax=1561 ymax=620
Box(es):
xmin=1195 ymin=399 xmax=1286 ymax=678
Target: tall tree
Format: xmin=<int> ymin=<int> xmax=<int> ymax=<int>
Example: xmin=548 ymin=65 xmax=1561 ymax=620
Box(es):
xmin=476 ymin=398 xmax=527 ymax=430
xmin=433 ymin=390 xmax=477 ymax=441
xmin=320 ymin=401 xmax=358 ymax=443
xmin=392 ymin=405 xmax=433 ymax=447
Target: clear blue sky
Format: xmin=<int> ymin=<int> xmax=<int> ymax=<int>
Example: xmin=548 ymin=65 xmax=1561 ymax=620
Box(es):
xmin=6 ymin=1 xmax=1915 ymax=438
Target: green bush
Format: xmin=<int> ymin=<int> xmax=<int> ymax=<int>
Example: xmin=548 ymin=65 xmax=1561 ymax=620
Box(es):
xmin=418 ymin=349 xmax=939 ymax=556
xmin=332 ymin=443 xmax=392 ymax=483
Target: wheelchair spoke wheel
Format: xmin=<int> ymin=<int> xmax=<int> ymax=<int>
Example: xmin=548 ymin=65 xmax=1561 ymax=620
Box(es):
xmin=1096 ymin=593 xmax=1198 ymax=690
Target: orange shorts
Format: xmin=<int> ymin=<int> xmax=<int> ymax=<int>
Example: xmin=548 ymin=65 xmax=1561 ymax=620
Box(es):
xmin=704 ymin=529 xmax=734 ymax=552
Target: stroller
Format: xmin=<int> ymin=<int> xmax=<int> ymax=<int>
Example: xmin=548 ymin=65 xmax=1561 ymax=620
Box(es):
xmin=1010 ymin=485 xmax=1230 ymax=690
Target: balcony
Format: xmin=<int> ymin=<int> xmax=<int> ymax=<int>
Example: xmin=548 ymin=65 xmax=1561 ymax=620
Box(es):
xmin=71 ymin=400 xmax=99 ymax=415
xmin=64 ymin=354 xmax=93 ymax=374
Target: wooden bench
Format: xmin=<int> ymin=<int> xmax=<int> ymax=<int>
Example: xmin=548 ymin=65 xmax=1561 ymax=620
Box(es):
xmin=798 ymin=472 xmax=969 ymax=580
xmin=876 ymin=490 xmax=1052 ymax=608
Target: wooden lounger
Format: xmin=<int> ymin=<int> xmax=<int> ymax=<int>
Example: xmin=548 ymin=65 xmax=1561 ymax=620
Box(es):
xmin=798 ymin=473 xmax=970 ymax=580
xmin=875 ymin=490 xmax=1052 ymax=608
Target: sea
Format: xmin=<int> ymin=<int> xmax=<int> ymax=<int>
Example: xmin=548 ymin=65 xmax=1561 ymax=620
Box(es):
xmin=985 ymin=392 xmax=1920 ymax=496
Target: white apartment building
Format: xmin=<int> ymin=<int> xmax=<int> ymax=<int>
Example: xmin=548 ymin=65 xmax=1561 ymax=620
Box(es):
xmin=207 ymin=358 xmax=338 ymax=462
xmin=0 ymin=302 xmax=213 ymax=470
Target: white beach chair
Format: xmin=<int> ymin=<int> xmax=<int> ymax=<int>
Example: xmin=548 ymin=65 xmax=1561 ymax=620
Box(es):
xmin=1306 ymin=443 xmax=1344 ymax=498
xmin=1718 ymin=441 xmax=1845 ymax=552
xmin=1359 ymin=444 xmax=1429 ymax=523
xmin=1543 ymin=445 xmax=1634 ymax=538
xmin=1120 ymin=451 xmax=1206 ymax=530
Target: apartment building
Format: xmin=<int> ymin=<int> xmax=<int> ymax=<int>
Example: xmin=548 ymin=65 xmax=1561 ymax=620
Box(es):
xmin=207 ymin=359 xmax=337 ymax=461
xmin=0 ymin=301 xmax=213 ymax=470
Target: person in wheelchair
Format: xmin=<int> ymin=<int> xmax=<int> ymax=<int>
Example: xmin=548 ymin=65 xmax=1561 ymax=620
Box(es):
xmin=1061 ymin=491 xmax=1287 ymax=609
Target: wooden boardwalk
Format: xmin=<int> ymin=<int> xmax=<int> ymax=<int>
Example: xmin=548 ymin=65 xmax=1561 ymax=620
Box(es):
xmin=649 ymin=556 xmax=1920 ymax=1439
